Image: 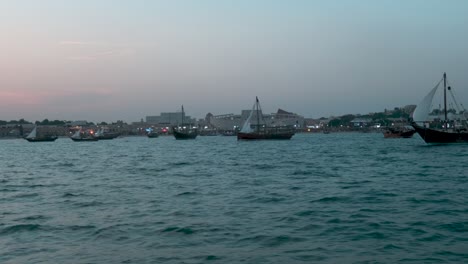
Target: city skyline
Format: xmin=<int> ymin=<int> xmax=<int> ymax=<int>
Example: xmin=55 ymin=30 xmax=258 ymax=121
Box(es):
xmin=1 ymin=0 xmax=468 ymax=123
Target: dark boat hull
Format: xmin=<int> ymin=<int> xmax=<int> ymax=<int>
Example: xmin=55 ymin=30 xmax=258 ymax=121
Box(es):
xmin=71 ymin=137 xmax=98 ymax=142
xmin=220 ymin=131 xmax=237 ymax=136
xmin=147 ymin=133 xmax=159 ymax=138
xmin=237 ymin=132 xmax=294 ymax=140
xmin=25 ymin=136 xmax=58 ymax=142
xmin=412 ymin=123 xmax=468 ymax=143
xmin=173 ymin=130 xmax=198 ymax=140
xmin=383 ymin=130 xmax=416 ymax=138
xmin=94 ymin=133 xmax=119 ymax=140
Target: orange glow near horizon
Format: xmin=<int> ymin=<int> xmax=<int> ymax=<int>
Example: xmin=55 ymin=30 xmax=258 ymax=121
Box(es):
xmin=0 ymin=91 xmax=44 ymax=106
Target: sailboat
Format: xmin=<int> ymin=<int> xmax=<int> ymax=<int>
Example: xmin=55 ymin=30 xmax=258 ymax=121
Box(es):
xmin=172 ymin=105 xmax=198 ymax=140
xmin=146 ymin=128 xmax=159 ymax=138
xmin=70 ymin=128 xmax=98 ymax=142
xmin=411 ymin=72 xmax=468 ymax=143
xmin=24 ymin=126 xmax=58 ymax=142
xmin=237 ymin=97 xmax=295 ymax=140
xmin=94 ymin=127 xmax=119 ymax=140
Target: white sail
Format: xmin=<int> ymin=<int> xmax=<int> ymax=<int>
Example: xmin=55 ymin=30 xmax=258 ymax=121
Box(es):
xmin=95 ymin=128 xmax=104 ymax=137
xmin=26 ymin=126 xmax=37 ymax=139
xmin=240 ymin=102 xmax=256 ymax=133
xmin=71 ymin=128 xmax=82 ymax=139
xmin=412 ymin=80 xmax=442 ymax=125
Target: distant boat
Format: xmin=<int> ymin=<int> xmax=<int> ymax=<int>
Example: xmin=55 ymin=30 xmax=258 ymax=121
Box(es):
xmin=383 ymin=126 xmax=416 ymax=138
xmin=70 ymin=128 xmax=98 ymax=142
xmin=411 ymin=72 xmax=468 ymax=143
xmin=24 ymin=126 xmax=58 ymax=142
xmin=199 ymin=129 xmax=218 ymax=136
xmin=220 ymin=130 xmax=238 ymax=136
xmin=147 ymin=131 xmax=159 ymax=138
xmin=237 ymin=97 xmax=295 ymax=140
xmin=94 ymin=128 xmax=119 ymax=140
xmin=173 ymin=105 xmax=198 ymax=140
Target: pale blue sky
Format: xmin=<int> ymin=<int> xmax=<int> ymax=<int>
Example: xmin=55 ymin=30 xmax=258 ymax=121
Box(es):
xmin=1 ymin=0 xmax=468 ymax=122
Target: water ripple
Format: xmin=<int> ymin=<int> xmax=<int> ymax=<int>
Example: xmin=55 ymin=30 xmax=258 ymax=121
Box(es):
xmin=0 ymin=134 xmax=467 ymax=263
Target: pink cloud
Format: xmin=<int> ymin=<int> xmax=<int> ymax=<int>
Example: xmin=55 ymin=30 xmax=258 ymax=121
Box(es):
xmin=0 ymin=91 xmax=46 ymax=105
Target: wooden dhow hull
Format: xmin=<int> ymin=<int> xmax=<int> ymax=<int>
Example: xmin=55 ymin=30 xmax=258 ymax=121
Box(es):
xmin=94 ymin=133 xmax=119 ymax=140
xmin=25 ymin=136 xmax=58 ymax=142
xmin=383 ymin=130 xmax=416 ymax=138
xmin=412 ymin=123 xmax=468 ymax=143
xmin=237 ymin=132 xmax=294 ymax=140
xmin=71 ymin=137 xmax=98 ymax=142
xmin=173 ymin=130 xmax=198 ymax=140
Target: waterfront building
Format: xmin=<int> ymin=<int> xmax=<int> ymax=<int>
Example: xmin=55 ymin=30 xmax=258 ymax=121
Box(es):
xmin=350 ymin=118 xmax=373 ymax=127
xmin=209 ymin=109 xmax=304 ymax=131
xmin=146 ymin=112 xmax=196 ymax=126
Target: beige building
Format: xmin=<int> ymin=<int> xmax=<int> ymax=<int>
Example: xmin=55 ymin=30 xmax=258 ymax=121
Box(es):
xmin=209 ymin=109 xmax=304 ymax=131
xmin=146 ymin=112 xmax=196 ymax=126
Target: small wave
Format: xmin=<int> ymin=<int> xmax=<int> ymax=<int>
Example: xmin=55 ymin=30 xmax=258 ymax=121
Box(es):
xmin=170 ymin=161 xmax=191 ymax=166
xmin=68 ymin=225 xmax=96 ymax=231
xmin=352 ymin=231 xmax=387 ymax=240
xmin=417 ymin=233 xmax=446 ymax=242
xmin=292 ymin=170 xmax=314 ymax=175
xmin=383 ymin=244 xmax=403 ymax=250
xmin=376 ymin=192 xmax=398 ymax=197
xmin=13 ymin=193 xmax=39 ymax=198
xmin=205 ymin=255 xmax=221 ymax=261
xmin=175 ymin=191 xmax=197 ymax=196
xmin=342 ymin=180 xmax=372 ymax=185
xmin=311 ymin=196 xmax=350 ymax=203
xmin=92 ymin=224 xmax=130 ymax=240
xmin=435 ymin=250 xmax=468 ymax=257
xmin=252 ymin=164 xmax=275 ymax=170
xmin=28 ymin=184 xmax=64 ymax=188
xmin=399 ymin=257 xmax=445 ymax=262
xmin=74 ymin=200 xmax=104 ymax=208
xmin=58 ymin=162 xmax=75 ymax=167
xmin=273 ymin=216 xmax=299 ymax=223
xmin=15 ymin=215 xmax=48 ymax=221
xmin=326 ymin=218 xmax=343 ymax=224
xmin=407 ymin=197 xmax=458 ymax=205
xmin=295 ymin=210 xmax=314 ymax=217
xmin=62 ymin=192 xmax=81 ymax=197
xmin=298 ymin=223 xmax=322 ymax=231
xmin=151 ymin=167 xmax=168 ymax=172
xmin=161 ymin=226 xmax=195 ymax=235
xmin=253 ymin=196 xmax=286 ymax=203
xmin=398 ymin=227 xmax=427 ymax=236
xmin=0 ymin=188 xmax=18 ymax=193
xmin=237 ymin=234 xmax=269 ymax=244
xmin=359 ymin=208 xmax=387 ymax=213
xmin=349 ymin=213 xmax=371 ymax=219
xmin=262 ymin=235 xmax=306 ymax=247
xmin=437 ymin=222 xmax=468 ymax=233
xmin=0 ymin=224 xmax=42 ymax=235
xmin=409 ymin=221 xmax=426 ymax=226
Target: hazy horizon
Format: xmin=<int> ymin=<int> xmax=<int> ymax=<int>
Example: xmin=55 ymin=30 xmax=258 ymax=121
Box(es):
xmin=2 ymin=0 xmax=468 ymax=123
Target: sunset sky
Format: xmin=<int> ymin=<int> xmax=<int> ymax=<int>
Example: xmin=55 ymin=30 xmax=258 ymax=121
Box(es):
xmin=1 ymin=0 xmax=468 ymax=122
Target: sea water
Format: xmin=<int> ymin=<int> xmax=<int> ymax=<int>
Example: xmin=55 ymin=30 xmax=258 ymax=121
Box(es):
xmin=1 ymin=133 xmax=467 ymax=263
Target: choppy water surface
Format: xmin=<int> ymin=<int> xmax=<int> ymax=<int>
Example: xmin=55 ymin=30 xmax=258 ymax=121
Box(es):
xmin=1 ymin=133 xmax=467 ymax=263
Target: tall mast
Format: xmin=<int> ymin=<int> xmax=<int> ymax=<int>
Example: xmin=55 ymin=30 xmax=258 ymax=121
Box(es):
xmin=256 ymin=97 xmax=260 ymax=133
xmin=443 ymin=72 xmax=447 ymax=129
xmin=182 ymin=105 xmax=185 ymax=125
